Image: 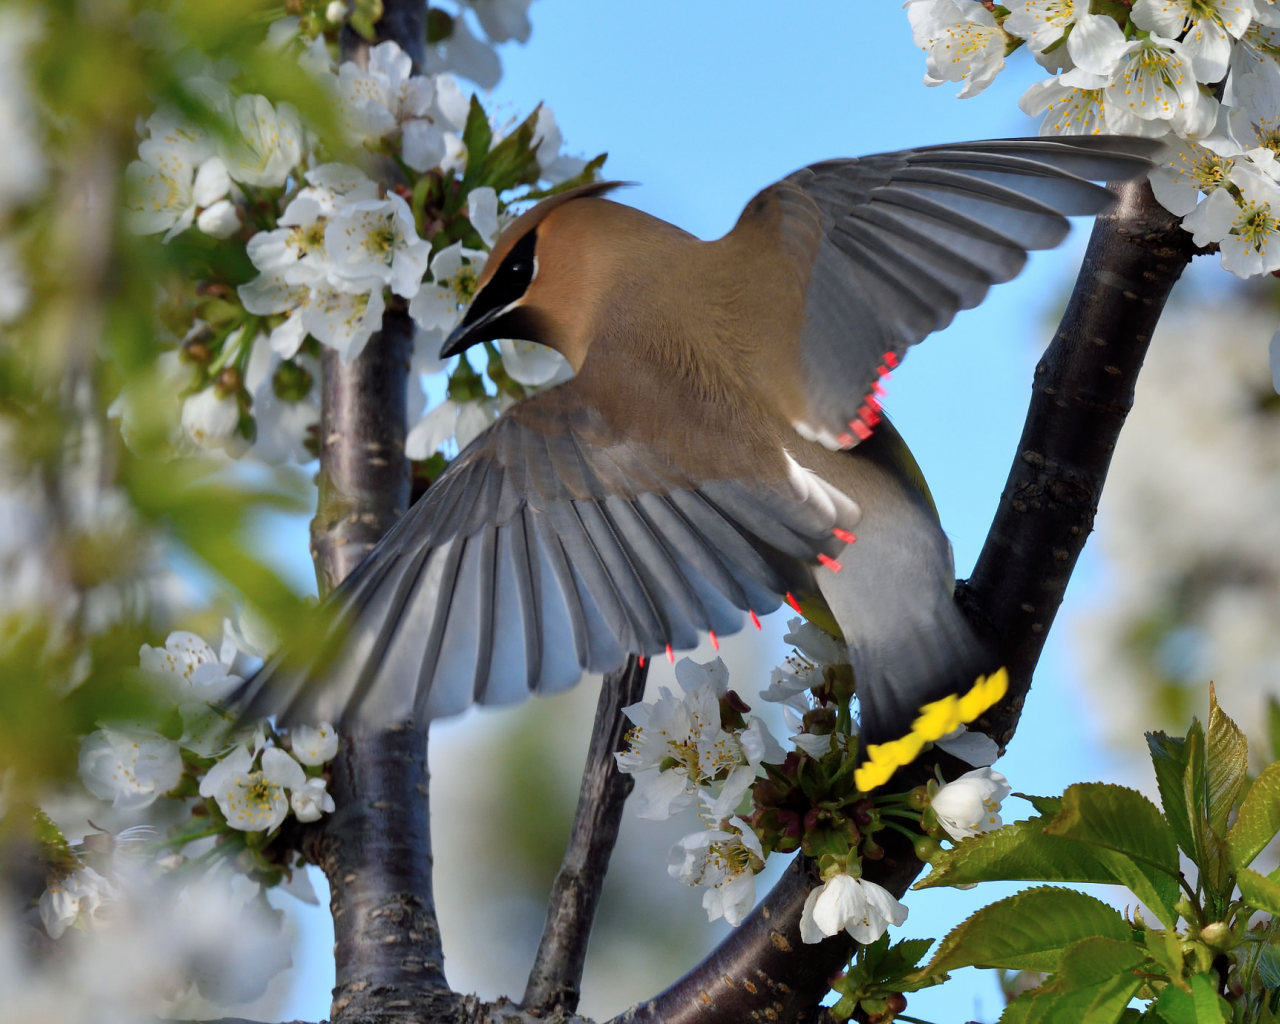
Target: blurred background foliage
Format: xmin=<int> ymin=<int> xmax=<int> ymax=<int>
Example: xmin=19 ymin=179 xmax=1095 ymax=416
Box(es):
xmin=0 ymin=0 xmax=334 ymax=813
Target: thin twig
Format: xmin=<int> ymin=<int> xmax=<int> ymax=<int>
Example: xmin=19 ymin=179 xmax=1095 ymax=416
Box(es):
xmin=523 ymin=656 xmax=650 ymax=1014
xmin=611 ymin=179 xmax=1195 ymax=1024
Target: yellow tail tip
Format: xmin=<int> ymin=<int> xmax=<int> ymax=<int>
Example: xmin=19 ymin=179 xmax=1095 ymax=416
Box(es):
xmin=853 ymin=667 xmax=1009 ymax=792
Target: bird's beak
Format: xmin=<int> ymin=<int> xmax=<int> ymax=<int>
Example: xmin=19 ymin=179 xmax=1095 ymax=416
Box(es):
xmin=440 ymin=305 xmax=507 ymax=359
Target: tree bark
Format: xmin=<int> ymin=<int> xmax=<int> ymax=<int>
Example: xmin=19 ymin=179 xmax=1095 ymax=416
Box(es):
xmin=610 ymin=179 xmax=1196 ymax=1024
xmin=523 ymin=657 xmax=651 ymax=1015
xmin=307 ymin=5 xmax=446 ymax=1023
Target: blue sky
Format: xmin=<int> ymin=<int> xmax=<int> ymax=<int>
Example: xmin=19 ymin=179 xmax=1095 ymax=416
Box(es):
xmin=270 ymin=4 xmax=1170 ymax=1020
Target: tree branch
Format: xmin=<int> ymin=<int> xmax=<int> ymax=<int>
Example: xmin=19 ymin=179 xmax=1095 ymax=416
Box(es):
xmin=610 ymin=179 xmax=1195 ymax=1024
xmin=523 ymin=656 xmax=651 ymax=1014
xmin=307 ymin=5 xmax=450 ymax=1023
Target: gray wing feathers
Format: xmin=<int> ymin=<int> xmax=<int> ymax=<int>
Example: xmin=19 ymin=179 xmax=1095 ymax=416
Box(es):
xmin=243 ymin=413 xmax=859 ymax=726
xmin=788 ymin=136 xmax=1164 ymax=445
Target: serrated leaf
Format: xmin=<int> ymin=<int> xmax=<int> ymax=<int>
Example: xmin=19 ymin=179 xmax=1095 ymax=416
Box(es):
xmin=1239 ymin=868 xmax=1280 ymax=915
xmin=1190 ymin=972 xmax=1229 ymax=1023
xmin=915 ymin=815 xmax=1124 ymax=890
xmin=1043 ymin=784 xmax=1181 ymax=926
xmin=1148 ymin=731 xmax=1196 ymax=859
xmin=1050 ymin=971 xmax=1145 ymax=1024
xmin=1018 ymin=794 xmax=1065 ymax=817
xmin=922 ymin=887 xmax=1131 ymax=975
xmin=1206 ymin=684 xmax=1249 ymax=839
xmin=1023 ymin=939 xmax=1145 ymax=1024
xmin=1184 ymin=720 xmax=1207 ymax=854
xmin=1229 ymin=762 xmax=1280 ymax=871
xmin=872 ymin=937 xmax=934 ymax=984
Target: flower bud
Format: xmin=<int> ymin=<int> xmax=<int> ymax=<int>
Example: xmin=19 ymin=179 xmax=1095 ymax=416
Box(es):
xmin=852 ymin=798 xmax=875 ymax=827
xmin=182 ymin=339 xmax=212 ymax=364
xmin=326 ymin=0 xmax=347 ymax=22
xmin=1199 ymin=921 xmax=1232 ymax=951
xmin=913 ymin=834 xmax=941 ymax=864
xmin=215 ymin=366 xmax=243 ymax=398
xmin=886 ymin=993 xmax=908 ymax=1015
xmin=272 ymin=358 xmax=314 ymax=402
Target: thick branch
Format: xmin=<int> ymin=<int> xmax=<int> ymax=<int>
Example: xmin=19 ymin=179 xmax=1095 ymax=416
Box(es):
xmin=963 ymin=179 xmax=1195 ymax=745
xmin=524 ymin=657 xmax=650 ymax=1014
xmin=307 ymin=6 xmax=443 ymax=1023
xmin=613 ymin=180 xmax=1195 ymax=1024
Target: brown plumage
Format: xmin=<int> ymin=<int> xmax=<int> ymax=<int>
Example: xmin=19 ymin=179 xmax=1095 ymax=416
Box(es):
xmin=238 ymin=135 xmax=1162 ymax=758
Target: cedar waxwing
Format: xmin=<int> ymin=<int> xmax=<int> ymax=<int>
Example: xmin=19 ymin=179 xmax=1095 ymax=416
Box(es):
xmin=240 ymin=136 xmax=1162 ymax=787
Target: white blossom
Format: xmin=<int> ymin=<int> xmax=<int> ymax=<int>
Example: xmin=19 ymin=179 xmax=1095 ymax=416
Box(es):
xmin=196 ymin=199 xmax=240 ymax=238
xmin=1003 ymin=0 xmax=1083 ymax=54
xmin=306 ymin=284 xmax=387 ymax=364
xmin=409 ymin=241 xmax=487 ymax=332
xmin=219 ymin=94 xmax=303 ymax=188
xmin=498 ymin=338 xmax=574 ymax=387
xmin=242 ymin=334 xmax=319 ymax=464
xmin=79 ymin=727 xmax=182 ymax=810
xmin=1149 ymin=137 xmax=1235 ymax=215
xmin=325 ymin=193 xmax=431 ymax=298
xmin=461 ymin=0 xmax=534 ymax=45
xmin=1020 ymin=76 xmax=1111 ymax=136
xmin=1183 ymin=163 xmax=1280 ymax=274
xmin=907 ymin=0 xmax=1006 ymax=99
xmin=532 ymin=106 xmax=589 ymax=183
xmin=468 ymin=186 xmax=500 ymax=247
xmin=429 ymin=11 xmax=503 ymax=89
xmin=931 ymin=767 xmax=1011 ymax=840
xmin=1103 ymin=35 xmax=1202 ymax=125
xmin=668 ymin=817 xmax=763 ymax=927
xmin=140 ymin=630 xmax=243 ymax=702
xmin=290 ymin=722 xmax=339 ymax=765
xmin=125 ymin=145 xmax=230 ymax=242
xmin=1131 ymin=0 xmax=1255 ymax=82
xmin=406 ymin=398 xmax=462 ymax=459
xmin=799 ymin=873 xmax=909 ymax=945
xmin=39 ymin=866 xmax=115 ymax=940
xmin=181 ymin=386 xmax=243 ymax=453
xmin=198 ymin=746 xmax=306 ymax=832
xmin=289 ymin=777 xmax=335 ymax=822
xmin=934 ymin=725 xmax=1000 ymax=767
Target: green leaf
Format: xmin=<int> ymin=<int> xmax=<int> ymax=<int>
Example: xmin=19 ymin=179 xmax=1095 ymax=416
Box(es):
xmin=1042 ymin=784 xmax=1182 ymax=926
xmin=1190 ymin=972 xmax=1229 ymax=1023
xmin=1239 ymin=868 xmax=1280 ymax=915
xmin=915 ymin=815 xmax=1126 ymax=891
xmin=1268 ymin=697 xmax=1280 ymax=763
xmin=1206 ymin=685 xmax=1249 ymax=839
xmin=1148 ymin=730 xmax=1196 ymax=859
xmin=998 ymin=939 xmax=1145 ymax=1024
xmin=922 ymin=887 xmax=1132 ymax=975
xmin=462 ymin=96 xmax=493 ymax=172
xmin=1141 ymin=927 xmax=1186 ymax=988
xmin=1228 ymin=762 xmax=1280 ymax=871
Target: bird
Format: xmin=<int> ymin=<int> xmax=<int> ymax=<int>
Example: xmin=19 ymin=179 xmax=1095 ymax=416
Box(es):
xmin=238 ymin=135 xmax=1163 ymax=788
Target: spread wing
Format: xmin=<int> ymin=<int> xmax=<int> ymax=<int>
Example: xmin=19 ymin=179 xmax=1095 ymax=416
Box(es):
xmin=748 ymin=136 xmax=1164 ymax=448
xmin=238 ymin=379 xmax=859 ymax=726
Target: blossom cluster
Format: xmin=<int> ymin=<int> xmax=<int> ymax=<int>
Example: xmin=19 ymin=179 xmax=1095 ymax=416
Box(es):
xmin=37 ymin=620 xmax=339 ymax=983
xmin=616 ymin=626 xmax=1012 ymax=946
xmin=907 ymin=0 xmax=1280 ymax=281
xmin=121 ymin=30 xmax=591 ymax=468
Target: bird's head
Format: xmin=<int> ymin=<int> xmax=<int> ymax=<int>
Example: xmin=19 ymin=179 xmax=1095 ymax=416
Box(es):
xmin=440 ymin=180 xmax=630 ymax=367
